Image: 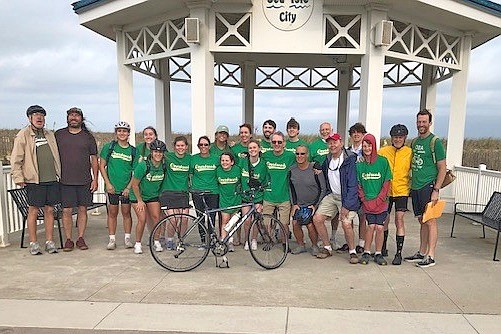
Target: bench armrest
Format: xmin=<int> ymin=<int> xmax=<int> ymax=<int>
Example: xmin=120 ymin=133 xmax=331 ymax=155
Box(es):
xmin=454 ymin=202 xmax=486 ymax=213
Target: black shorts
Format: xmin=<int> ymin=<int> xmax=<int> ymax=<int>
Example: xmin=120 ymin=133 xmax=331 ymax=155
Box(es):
xmin=366 ymin=212 xmax=388 ymax=226
xmin=60 ymin=184 xmax=93 ymax=208
xmin=107 ymin=193 xmax=131 ymax=205
xmin=130 ymin=198 xmax=159 ymax=204
xmin=411 ymin=182 xmax=434 ymax=217
xmin=25 ymin=182 xmax=61 ymax=207
xmin=388 ymin=196 xmax=409 ymax=213
xmin=160 ymin=191 xmax=190 ymax=209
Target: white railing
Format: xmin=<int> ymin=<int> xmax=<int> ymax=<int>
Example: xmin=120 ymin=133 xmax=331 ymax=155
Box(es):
xmin=453 ymin=165 xmax=501 ymax=212
xmin=0 ymin=164 xmax=106 ymax=247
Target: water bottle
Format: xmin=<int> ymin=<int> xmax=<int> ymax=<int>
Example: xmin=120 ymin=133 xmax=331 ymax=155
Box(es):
xmin=224 ymin=212 xmax=241 ymax=233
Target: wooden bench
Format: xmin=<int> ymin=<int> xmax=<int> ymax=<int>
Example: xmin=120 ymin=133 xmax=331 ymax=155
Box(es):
xmin=451 ymin=191 xmax=501 ymax=261
xmin=7 ymin=187 xmax=107 ymax=249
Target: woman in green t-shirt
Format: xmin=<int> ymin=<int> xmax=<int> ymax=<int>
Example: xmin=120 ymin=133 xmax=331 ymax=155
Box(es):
xmin=216 ymin=152 xmax=242 ymax=251
xmin=136 ymin=126 xmax=158 ymax=164
xmin=130 ymin=139 xmax=166 ymax=254
xmin=231 ymin=123 xmax=253 ymax=162
xmin=160 ymin=136 xmax=191 ymax=250
xmin=99 ymin=121 xmax=135 ymax=251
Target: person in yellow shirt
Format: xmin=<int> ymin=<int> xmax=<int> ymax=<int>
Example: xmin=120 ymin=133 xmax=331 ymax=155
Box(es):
xmin=378 ymin=124 xmax=412 ymax=265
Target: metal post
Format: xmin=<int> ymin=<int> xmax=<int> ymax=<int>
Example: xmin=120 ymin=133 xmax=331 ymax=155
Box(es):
xmin=0 ymin=161 xmax=11 ymax=247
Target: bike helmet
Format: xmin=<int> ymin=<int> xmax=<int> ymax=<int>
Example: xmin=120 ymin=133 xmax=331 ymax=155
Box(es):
xmin=390 ymin=124 xmax=408 ymax=137
xmin=114 ymin=121 xmax=131 ymax=131
xmin=26 ymin=105 xmax=46 ymax=117
xmin=293 ymin=206 xmax=314 ymax=226
xmin=150 ymin=139 xmax=167 ymax=152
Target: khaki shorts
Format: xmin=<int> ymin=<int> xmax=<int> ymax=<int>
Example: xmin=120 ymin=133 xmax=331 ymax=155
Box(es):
xmin=316 ymin=193 xmax=357 ymax=224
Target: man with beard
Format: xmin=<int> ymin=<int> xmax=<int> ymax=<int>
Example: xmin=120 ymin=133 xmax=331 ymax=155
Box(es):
xmin=260 ymin=119 xmax=276 ymax=153
xmin=55 ymin=107 xmax=99 ymax=251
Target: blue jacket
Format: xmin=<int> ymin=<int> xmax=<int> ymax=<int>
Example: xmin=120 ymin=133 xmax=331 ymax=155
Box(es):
xmin=321 ymin=148 xmax=361 ymax=212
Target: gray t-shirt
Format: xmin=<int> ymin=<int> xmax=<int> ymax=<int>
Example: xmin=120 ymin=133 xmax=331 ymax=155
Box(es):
xmin=288 ymin=163 xmax=327 ymax=206
xmin=35 ymin=129 xmax=57 ymax=183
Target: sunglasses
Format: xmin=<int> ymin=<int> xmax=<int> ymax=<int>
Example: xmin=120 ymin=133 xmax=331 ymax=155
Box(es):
xmin=271 ymin=140 xmax=283 ymax=144
xmin=198 ymin=143 xmax=210 ymax=147
xmin=295 ymin=152 xmax=306 ymax=156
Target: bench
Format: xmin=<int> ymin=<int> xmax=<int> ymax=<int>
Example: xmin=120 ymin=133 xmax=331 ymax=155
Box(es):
xmin=451 ymin=191 xmax=501 ymax=261
xmin=7 ymin=187 xmax=107 ymax=249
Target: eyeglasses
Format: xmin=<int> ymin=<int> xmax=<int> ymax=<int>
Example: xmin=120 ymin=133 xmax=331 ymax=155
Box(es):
xmin=295 ymin=152 xmax=306 ymax=156
xmin=198 ymin=143 xmax=209 ymax=147
xmin=271 ymin=140 xmax=283 ymax=144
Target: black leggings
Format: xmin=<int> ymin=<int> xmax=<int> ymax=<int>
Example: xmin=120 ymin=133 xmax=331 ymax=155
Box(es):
xmin=192 ymin=193 xmax=220 ymax=237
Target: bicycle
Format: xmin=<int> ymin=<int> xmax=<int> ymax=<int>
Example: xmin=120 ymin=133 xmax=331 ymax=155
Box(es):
xmin=149 ymin=186 xmax=289 ymax=272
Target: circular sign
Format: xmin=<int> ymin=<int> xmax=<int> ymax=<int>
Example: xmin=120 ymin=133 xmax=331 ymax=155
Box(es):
xmin=262 ymin=0 xmax=315 ymax=31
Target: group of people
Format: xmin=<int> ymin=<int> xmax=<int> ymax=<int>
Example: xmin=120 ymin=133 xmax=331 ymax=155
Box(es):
xmin=11 ymin=105 xmax=446 ymax=268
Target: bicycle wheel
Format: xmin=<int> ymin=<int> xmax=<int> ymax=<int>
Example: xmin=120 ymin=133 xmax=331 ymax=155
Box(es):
xmin=149 ymin=213 xmax=210 ymax=272
xmin=248 ymin=213 xmax=288 ymax=269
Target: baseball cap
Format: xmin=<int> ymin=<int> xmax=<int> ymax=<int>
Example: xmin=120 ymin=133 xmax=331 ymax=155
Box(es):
xmin=216 ymin=125 xmax=229 ymax=134
xmin=326 ymin=133 xmax=341 ymax=141
xmin=67 ymin=107 xmax=83 ymax=117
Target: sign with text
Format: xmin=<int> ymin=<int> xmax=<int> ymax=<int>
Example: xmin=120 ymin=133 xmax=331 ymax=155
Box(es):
xmin=262 ymin=0 xmax=314 ymax=31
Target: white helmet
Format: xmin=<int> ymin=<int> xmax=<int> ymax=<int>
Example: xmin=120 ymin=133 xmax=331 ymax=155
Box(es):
xmin=115 ymin=121 xmax=131 ymax=131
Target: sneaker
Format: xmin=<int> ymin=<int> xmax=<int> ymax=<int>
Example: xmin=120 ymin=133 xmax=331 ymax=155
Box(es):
xmin=291 ymin=245 xmax=307 ymax=255
xmin=124 ymin=237 xmax=134 ymax=249
xmin=360 ymin=252 xmax=371 ymax=265
xmin=336 ymin=243 xmax=349 ymax=253
xmin=228 ymin=242 xmax=235 ymax=252
xmin=355 ymin=245 xmax=365 ymax=254
xmin=392 ymin=253 xmax=402 ymax=265
xmin=29 ymin=242 xmax=42 ymax=255
xmin=76 ymin=237 xmax=88 ymax=250
xmin=251 ymin=239 xmax=258 ymax=251
xmin=134 ymin=243 xmax=143 ymax=254
xmin=316 ymin=247 xmax=332 ymax=259
xmin=45 ymin=240 xmax=58 ymax=254
xmin=154 ymin=241 xmax=163 ymax=252
xmin=375 ymin=254 xmax=388 ymax=266
xmin=349 ymin=253 xmax=359 ymax=264
xmin=244 ymin=241 xmax=250 ymax=251
xmin=106 ymin=240 xmax=116 ymax=250
xmin=166 ymin=239 xmax=174 ymax=251
xmin=311 ymin=245 xmax=320 ymax=256
xmin=382 ymin=248 xmax=389 ymax=257
xmin=63 ymin=239 xmax=74 ymax=252
xmin=404 ymin=251 xmax=425 ymax=263
xmin=416 ymin=256 xmax=436 ymax=268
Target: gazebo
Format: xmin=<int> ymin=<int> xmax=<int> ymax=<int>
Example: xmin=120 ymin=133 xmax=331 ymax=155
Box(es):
xmin=72 ymin=0 xmax=501 ymax=175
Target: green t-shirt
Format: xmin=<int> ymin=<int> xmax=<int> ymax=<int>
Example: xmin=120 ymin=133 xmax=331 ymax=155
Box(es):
xmin=285 ymin=138 xmax=308 ymax=153
xmin=135 ymin=142 xmax=151 ymax=164
xmin=216 ymin=165 xmax=242 ymax=213
xmin=356 ymin=155 xmax=392 ymax=200
xmin=130 ymin=160 xmax=165 ymax=201
xmin=190 ymin=153 xmax=219 ymax=194
xmin=209 ymin=143 xmax=231 ymax=158
xmin=231 ymin=142 xmax=249 ymax=162
xmin=260 ymin=139 xmax=273 ymax=154
xmin=262 ymin=150 xmax=296 ymax=203
xmin=34 ymin=129 xmax=57 ymax=183
xmin=100 ymin=141 xmax=135 ymax=193
xmin=411 ymin=133 xmax=446 ymax=190
xmin=161 ymin=152 xmax=191 ymax=192
xmin=309 ymin=138 xmax=329 ymax=164
xmin=238 ymin=157 xmax=270 ymax=203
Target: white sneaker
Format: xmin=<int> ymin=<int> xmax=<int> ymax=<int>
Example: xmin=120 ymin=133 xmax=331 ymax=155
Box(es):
xmin=251 ymin=239 xmax=258 ymax=251
xmin=154 ymin=241 xmax=163 ymax=252
xmin=106 ymin=240 xmax=116 ymax=250
xmin=228 ymin=242 xmax=235 ymax=252
xmin=134 ymin=243 xmax=143 ymax=254
xmin=125 ymin=237 xmax=134 ymax=249
xmin=244 ymin=241 xmax=249 ymax=251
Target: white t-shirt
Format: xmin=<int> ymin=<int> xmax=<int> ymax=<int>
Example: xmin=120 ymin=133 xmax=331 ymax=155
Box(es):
xmin=327 ymin=154 xmax=344 ymax=195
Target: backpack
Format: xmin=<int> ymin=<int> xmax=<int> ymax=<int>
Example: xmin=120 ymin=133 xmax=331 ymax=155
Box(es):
xmin=411 ymin=135 xmax=440 ymax=164
xmin=105 ymin=140 xmax=137 ymax=166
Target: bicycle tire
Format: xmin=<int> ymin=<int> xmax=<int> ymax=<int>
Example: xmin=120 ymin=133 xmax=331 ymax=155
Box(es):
xmin=149 ymin=213 xmax=210 ymax=272
xmin=248 ymin=213 xmax=288 ymax=269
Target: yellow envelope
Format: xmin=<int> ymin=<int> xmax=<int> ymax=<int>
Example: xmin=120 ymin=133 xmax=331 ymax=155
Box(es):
xmin=422 ymin=200 xmax=446 ymax=223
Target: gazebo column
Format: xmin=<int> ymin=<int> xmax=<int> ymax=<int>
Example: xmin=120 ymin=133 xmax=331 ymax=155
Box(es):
xmin=337 ymin=64 xmax=351 ymax=142
xmin=242 ymin=61 xmax=256 ymax=127
xmin=358 ymin=5 xmax=387 ymax=142
xmin=420 ymin=64 xmax=437 ymax=133
xmin=188 ymin=1 xmax=215 ymax=148
xmin=155 ymin=58 xmax=173 ymax=147
xmin=115 ymin=26 xmax=135 ymax=144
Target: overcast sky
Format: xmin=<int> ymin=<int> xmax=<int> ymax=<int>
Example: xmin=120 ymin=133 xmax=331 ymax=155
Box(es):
xmin=1 ymin=0 xmax=501 ymax=138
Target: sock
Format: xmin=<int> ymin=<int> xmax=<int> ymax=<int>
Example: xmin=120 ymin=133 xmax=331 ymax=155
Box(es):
xmin=167 ymin=237 xmax=173 ymax=242
xmin=382 ymin=230 xmax=389 ymax=251
xmin=109 ymin=235 xmax=116 ymax=241
xmin=358 ymin=239 xmax=365 ymax=247
xmin=375 ymin=251 xmax=382 ymax=255
xmin=396 ymin=235 xmax=404 ymax=254
xmin=135 ymin=242 xmax=141 ymax=246
xmin=324 ymin=245 xmax=333 ymax=252
xmin=125 ymin=233 xmax=131 ymax=240
xmin=349 ymin=249 xmax=356 ymax=254
xmin=154 ymin=240 xmax=161 ymax=246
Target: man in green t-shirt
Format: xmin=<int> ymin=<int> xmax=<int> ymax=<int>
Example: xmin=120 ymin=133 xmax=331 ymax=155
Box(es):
xmin=405 ymin=109 xmax=447 ymax=268
xmin=262 ymin=131 xmax=296 ymax=239
xmin=285 ymin=117 xmax=309 ymax=153
xmin=309 ymin=122 xmax=332 ymax=165
xmin=99 ymin=121 xmax=135 ymax=251
xmin=260 ymin=119 xmax=276 ymax=153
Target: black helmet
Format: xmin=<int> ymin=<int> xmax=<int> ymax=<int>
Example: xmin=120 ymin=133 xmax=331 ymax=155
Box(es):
xmin=150 ymin=139 xmax=167 ymax=152
xmin=390 ymin=124 xmax=408 ymax=137
xmin=293 ymin=206 xmax=314 ymax=226
xmin=26 ymin=105 xmax=46 ymax=117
